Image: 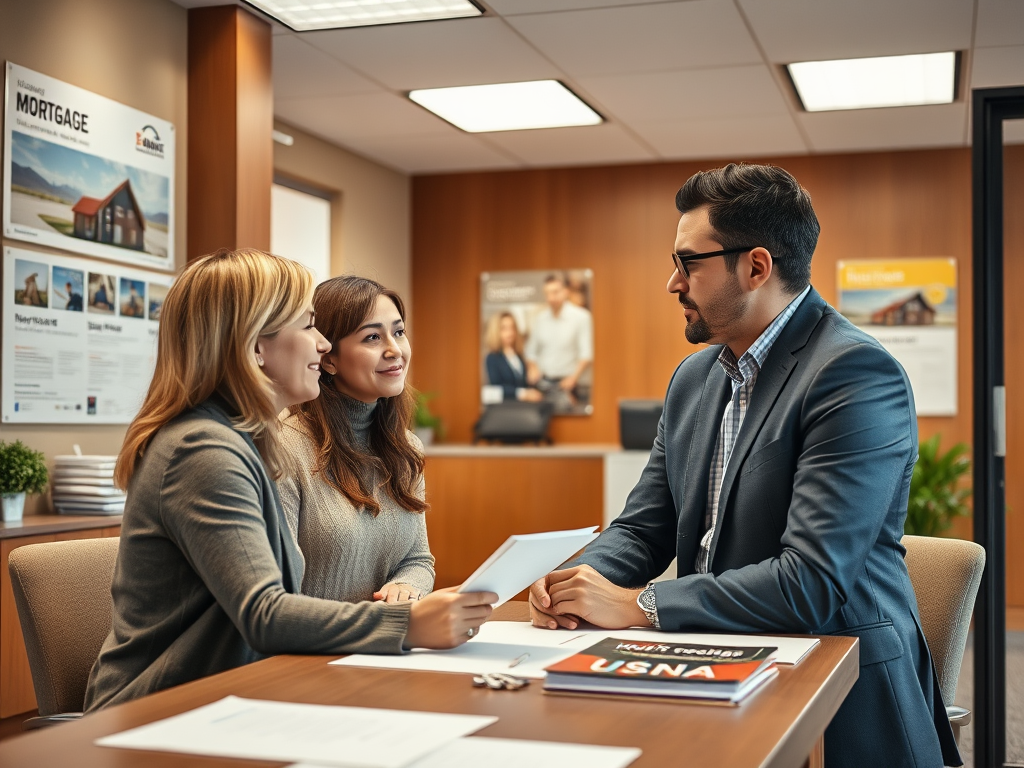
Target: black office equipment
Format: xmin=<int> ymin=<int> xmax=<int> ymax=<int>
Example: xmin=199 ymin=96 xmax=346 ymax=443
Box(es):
xmin=618 ymin=399 xmax=663 ymax=450
xmin=473 ymin=401 xmax=554 ymax=444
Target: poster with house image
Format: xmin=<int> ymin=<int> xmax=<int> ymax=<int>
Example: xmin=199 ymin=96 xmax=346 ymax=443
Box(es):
xmin=837 ymin=258 xmax=957 ymax=416
xmin=3 ymin=246 xmax=174 ymax=425
xmin=3 ymin=62 xmax=174 ymax=270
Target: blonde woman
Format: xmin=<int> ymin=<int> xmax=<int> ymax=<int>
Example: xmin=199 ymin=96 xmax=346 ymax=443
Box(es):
xmin=484 ymin=311 xmax=542 ymax=402
xmin=85 ymin=250 xmax=495 ymax=712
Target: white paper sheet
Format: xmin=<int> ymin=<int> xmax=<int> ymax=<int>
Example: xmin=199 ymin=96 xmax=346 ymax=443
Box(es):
xmin=292 ymin=736 xmax=642 ymax=768
xmin=95 ymin=696 xmax=496 ymax=768
xmin=332 ymin=622 xmax=818 ymax=678
xmin=458 ymin=527 xmax=599 ymax=606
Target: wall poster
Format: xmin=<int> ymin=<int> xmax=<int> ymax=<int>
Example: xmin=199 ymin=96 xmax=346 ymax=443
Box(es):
xmin=3 ymin=246 xmax=173 ymax=424
xmin=3 ymin=62 xmax=174 ymax=271
xmin=837 ymin=258 xmax=957 ymax=416
xmin=480 ymin=269 xmax=593 ymax=416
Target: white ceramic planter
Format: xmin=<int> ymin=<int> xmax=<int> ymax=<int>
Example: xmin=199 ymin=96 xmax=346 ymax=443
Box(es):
xmin=413 ymin=426 xmax=435 ymax=446
xmin=2 ymin=492 xmax=26 ymax=522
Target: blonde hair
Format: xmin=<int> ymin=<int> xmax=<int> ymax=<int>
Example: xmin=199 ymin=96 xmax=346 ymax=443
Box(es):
xmin=114 ymin=249 xmax=313 ymax=489
xmin=485 ymin=311 xmax=523 ymax=355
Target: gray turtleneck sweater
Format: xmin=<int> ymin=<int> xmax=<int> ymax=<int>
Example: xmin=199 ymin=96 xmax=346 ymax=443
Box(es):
xmin=278 ymin=396 xmax=435 ymax=602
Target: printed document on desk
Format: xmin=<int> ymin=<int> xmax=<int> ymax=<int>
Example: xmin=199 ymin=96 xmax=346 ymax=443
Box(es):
xmin=95 ymin=696 xmax=496 ymax=768
xmin=458 ymin=526 xmax=599 ymax=606
xmin=291 ymin=736 xmax=642 ymax=768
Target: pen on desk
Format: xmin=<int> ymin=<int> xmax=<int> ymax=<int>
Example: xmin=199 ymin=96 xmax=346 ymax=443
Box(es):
xmin=557 ymin=634 xmax=584 ymax=646
xmin=508 ymin=652 xmax=530 ymax=668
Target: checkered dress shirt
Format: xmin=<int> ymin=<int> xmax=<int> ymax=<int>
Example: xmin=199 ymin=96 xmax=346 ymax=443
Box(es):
xmin=694 ymin=285 xmax=810 ymax=574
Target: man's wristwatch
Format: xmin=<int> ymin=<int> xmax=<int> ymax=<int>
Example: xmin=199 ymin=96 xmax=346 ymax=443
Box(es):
xmin=636 ymin=583 xmax=660 ymax=629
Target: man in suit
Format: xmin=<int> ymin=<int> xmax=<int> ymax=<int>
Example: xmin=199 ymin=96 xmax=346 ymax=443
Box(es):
xmin=530 ymin=164 xmax=960 ymax=768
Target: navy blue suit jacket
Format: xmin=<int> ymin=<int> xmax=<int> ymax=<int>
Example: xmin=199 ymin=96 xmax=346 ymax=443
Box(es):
xmin=486 ymin=351 xmax=527 ymax=400
xmin=570 ymin=288 xmax=960 ymax=768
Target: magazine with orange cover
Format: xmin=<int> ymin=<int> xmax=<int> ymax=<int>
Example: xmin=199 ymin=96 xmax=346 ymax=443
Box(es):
xmin=543 ymin=637 xmax=778 ymax=703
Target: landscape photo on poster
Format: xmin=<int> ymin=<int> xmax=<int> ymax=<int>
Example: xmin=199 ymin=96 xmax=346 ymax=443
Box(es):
xmin=9 ymin=132 xmax=170 ymax=261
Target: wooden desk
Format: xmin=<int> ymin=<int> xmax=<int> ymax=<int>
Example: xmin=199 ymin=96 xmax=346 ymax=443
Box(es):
xmin=0 ymin=515 xmax=121 ymax=718
xmin=0 ymin=603 xmax=858 ymax=768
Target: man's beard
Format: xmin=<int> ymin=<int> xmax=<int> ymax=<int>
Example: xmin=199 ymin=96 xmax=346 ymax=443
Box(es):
xmin=681 ymin=273 xmax=746 ymax=345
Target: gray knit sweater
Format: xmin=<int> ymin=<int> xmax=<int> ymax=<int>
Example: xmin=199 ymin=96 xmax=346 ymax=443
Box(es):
xmin=278 ymin=396 xmax=435 ymax=602
xmin=85 ymin=396 xmax=410 ymax=712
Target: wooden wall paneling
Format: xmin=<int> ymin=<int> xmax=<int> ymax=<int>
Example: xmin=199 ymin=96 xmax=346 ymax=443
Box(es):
xmin=0 ymin=527 xmax=110 ymax=718
xmin=412 ymin=147 xmax=1022 ymax=591
xmin=423 ymin=456 xmax=603 ymax=589
xmin=187 ymin=5 xmax=272 ymax=260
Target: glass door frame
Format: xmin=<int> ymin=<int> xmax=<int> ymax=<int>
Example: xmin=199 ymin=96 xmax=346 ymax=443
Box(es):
xmin=972 ymin=85 xmax=1024 ymax=768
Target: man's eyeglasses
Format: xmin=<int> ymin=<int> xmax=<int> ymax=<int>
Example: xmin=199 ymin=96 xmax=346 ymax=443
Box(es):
xmin=671 ymin=246 xmax=759 ymax=278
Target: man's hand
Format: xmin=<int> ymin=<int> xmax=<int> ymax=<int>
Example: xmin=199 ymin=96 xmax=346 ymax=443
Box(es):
xmin=529 ymin=573 xmax=580 ymax=630
xmin=546 ymin=565 xmax=651 ymax=630
xmin=526 ymin=361 xmax=542 ymax=386
xmin=373 ymin=582 xmax=421 ymax=603
xmin=558 ymin=375 xmax=578 ymax=392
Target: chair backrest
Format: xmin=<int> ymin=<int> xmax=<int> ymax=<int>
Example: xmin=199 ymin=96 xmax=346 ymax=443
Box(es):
xmin=7 ymin=537 xmax=119 ymax=715
xmin=901 ymin=535 xmax=985 ymax=706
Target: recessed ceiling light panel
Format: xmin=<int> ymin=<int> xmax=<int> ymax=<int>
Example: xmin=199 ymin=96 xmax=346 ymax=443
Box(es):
xmin=787 ymin=52 xmax=957 ymax=112
xmin=245 ymin=0 xmax=482 ymax=31
xmin=409 ymin=80 xmax=603 ymax=133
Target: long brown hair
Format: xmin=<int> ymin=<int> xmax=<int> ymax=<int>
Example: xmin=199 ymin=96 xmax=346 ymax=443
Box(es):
xmin=115 ymin=249 xmax=314 ymax=489
xmin=294 ymin=276 xmax=427 ymax=514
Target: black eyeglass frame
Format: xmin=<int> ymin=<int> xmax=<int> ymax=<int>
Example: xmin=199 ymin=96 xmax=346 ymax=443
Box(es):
xmin=670 ymin=246 xmax=760 ymax=278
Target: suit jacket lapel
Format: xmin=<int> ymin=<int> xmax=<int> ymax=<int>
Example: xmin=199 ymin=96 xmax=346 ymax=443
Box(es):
xmin=707 ymin=288 xmax=826 ymax=568
xmin=679 ymin=361 xmax=731 ymax=563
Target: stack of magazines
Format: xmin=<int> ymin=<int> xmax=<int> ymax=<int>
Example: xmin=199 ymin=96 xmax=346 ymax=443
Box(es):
xmin=543 ymin=637 xmax=778 ymax=704
xmin=52 ymin=454 xmax=125 ymax=515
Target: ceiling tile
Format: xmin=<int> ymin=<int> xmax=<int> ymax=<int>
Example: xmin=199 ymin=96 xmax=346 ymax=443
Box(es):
xmin=300 ymin=17 xmax=558 ymax=90
xmin=975 ymin=0 xmax=1024 ymax=48
xmin=273 ymin=35 xmax=379 ymax=98
xmin=632 ymin=114 xmax=806 ymax=159
xmin=738 ymin=0 xmax=973 ymax=63
xmin=506 ymin=1 xmax=761 ymax=77
xmin=488 ymin=0 xmax=683 ymax=14
xmin=348 ymin=133 xmax=524 ymax=174
xmin=579 ymin=65 xmax=790 ymax=124
xmin=797 ymin=103 xmax=967 ymax=153
xmin=275 ymin=92 xmax=454 ymax=143
xmin=970 ymin=46 xmax=1024 ymax=88
xmin=481 ymin=122 xmax=657 ymax=167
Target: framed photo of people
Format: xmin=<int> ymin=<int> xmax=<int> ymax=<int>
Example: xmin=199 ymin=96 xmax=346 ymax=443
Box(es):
xmin=2 ymin=246 xmax=174 ymax=424
xmin=480 ymin=269 xmax=593 ymax=416
xmin=3 ymin=62 xmax=175 ymax=271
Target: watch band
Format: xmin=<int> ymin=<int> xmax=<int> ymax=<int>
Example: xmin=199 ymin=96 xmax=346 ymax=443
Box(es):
xmin=636 ymin=583 xmax=660 ymax=629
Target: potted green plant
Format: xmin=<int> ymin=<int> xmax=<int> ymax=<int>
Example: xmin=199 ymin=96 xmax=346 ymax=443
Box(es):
xmin=412 ymin=392 xmax=444 ymax=446
xmin=904 ymin=434 xmax=972 ymax=537
xmin=0 ymin=440 xmax=49 ymax=522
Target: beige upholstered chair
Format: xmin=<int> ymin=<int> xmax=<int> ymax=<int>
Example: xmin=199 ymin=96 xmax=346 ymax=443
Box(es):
xmin=7 ymin=537 xmax=119 ymax=727
xmin=902 ymin=534 xmax=986 ymax=744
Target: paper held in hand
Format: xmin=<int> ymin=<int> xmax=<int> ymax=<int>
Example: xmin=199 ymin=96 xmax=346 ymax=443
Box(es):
xmin=457 ymin=526 xmax=599 ymax=606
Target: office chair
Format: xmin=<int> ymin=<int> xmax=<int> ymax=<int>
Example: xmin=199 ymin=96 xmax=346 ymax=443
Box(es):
xmin=7 ymin=537 xmax=119 ymax=728
xmin=902 ymin=534 xmax=986 ymax=745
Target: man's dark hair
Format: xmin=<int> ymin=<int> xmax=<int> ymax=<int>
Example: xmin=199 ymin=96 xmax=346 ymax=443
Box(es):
xmin=544 ymin=273 xmax=568 ymax=287
xmin=675 ymin=163 xmax=819 ymax=294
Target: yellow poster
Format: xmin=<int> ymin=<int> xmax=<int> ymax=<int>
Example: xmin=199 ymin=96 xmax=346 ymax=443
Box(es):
xmin=837 ymin=258 xmax=957 ymax=416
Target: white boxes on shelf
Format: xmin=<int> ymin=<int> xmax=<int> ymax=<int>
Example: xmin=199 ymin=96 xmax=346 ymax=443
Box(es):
xmin=52 ymin=455 xmax=125 ymax=515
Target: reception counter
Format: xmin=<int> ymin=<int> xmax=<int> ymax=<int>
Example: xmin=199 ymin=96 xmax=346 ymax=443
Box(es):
xmin=422 ymin=444 xmax=650 ymax=589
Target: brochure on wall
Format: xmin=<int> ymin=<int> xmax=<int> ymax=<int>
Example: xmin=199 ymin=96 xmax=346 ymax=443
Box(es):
xmin=2 ymin=246 xmax=173 ymax=424
xmin=3 ymin=62 xmax=174 ymax=270
xmin=837 ymin=258 xmax=957 ymax=416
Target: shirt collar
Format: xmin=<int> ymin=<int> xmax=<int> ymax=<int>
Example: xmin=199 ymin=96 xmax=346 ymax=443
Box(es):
xmin=717 ymin=285 xmax=811 ymax=384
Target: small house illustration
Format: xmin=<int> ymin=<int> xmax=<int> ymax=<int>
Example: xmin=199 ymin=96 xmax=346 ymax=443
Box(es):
xmin=71 ymin=179 xmax=146 ymax=250
xmin=870 ymin=292 xmax=936 ymax=326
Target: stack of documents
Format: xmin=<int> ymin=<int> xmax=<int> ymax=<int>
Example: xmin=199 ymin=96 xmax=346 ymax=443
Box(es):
xmin=52 ymin=454 xmax=125 ymax=515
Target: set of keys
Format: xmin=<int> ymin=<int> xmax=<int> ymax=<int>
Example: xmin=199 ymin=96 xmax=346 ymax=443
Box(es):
xmin=472 ymin=673 xmax=530 ymax=690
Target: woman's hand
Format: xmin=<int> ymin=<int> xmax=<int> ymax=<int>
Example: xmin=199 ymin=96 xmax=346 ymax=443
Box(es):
xmin=404 ymin=586 xmax=497 ymax=650
xmin=373 ymin=582 xmax=421 ymax=603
